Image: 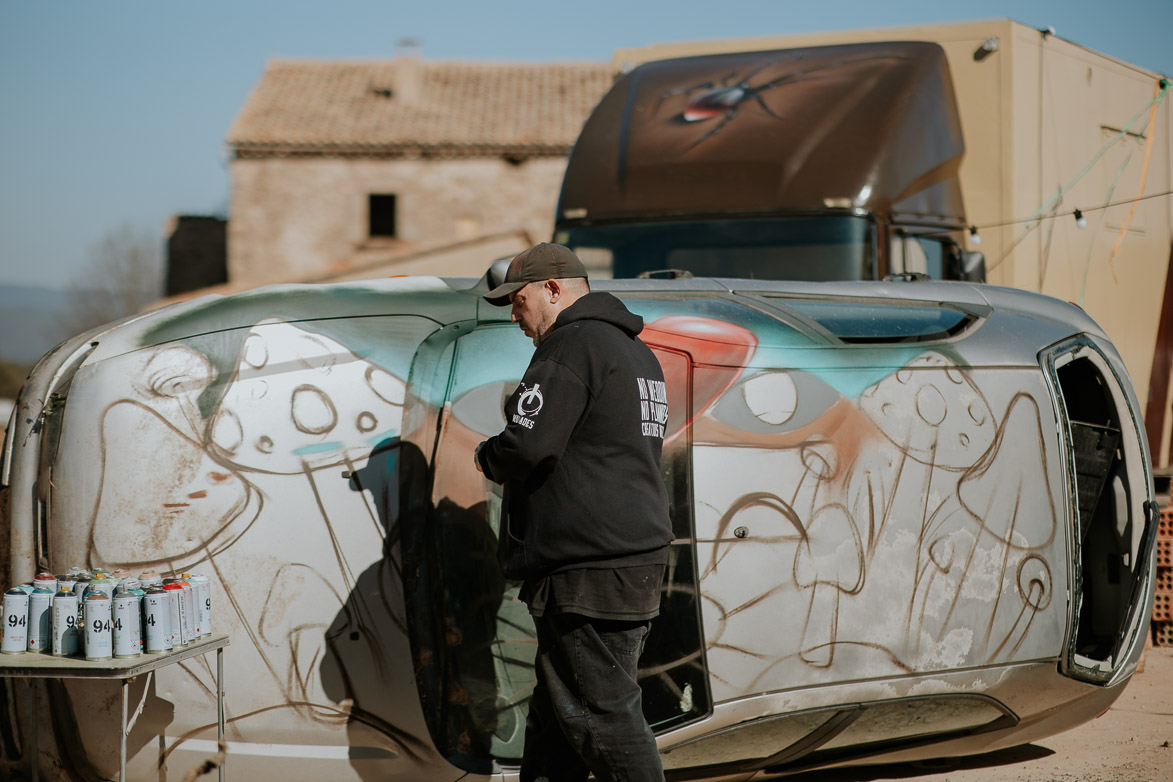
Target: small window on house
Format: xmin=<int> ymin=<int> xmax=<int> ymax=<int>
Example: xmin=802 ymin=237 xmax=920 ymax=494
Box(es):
xmin=368 ymin=194 xmax=398 ymax=238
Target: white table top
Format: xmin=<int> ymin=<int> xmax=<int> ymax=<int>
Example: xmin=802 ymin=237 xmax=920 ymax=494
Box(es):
xmin=0 ymin=633 xmax=229 ymax=679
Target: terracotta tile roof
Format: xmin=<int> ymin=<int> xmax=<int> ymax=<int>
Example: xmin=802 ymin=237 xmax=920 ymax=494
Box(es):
xmin=227 ymin=58 xmax=614 ymax=158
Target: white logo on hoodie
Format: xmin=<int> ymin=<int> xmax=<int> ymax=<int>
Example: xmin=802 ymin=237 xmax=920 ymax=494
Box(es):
xmin=637 ymin=376 xmax=668 ymax=438
xmin=517 ymin=383 xmax=544 ymax=417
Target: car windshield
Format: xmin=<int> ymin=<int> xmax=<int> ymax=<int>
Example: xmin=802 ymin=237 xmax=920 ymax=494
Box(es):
xmin=557 ymin=215 xmax=875 ymax=281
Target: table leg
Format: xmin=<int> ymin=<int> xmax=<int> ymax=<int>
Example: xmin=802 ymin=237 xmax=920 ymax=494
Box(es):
xmin=30 ymin=682 xmax=39 ymax=782
xmin=120 ymin=678 xmax=129 ymax=782
xmin=217 ymin=647 xmax=225 ymax=782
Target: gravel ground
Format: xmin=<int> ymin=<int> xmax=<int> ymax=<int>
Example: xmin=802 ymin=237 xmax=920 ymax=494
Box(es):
xmin=796 ymin=645 xmax=1173 ymax=782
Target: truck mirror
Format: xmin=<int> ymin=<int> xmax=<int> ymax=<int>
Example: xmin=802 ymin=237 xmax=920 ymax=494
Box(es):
xmin=961 ymin=250 xmax=986 ymax=282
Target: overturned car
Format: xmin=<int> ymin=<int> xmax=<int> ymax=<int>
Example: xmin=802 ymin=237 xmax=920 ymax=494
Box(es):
xmin=0 ymin=274 xmax=1157 ymax=779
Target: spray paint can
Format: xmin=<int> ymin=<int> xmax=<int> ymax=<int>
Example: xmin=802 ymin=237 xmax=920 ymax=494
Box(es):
xmin=2 ymin=589 xmax=30 ymax=654
xmin=71 ymin=574 xmax=92 ymax=599
xmin=138 ymin=571 xmax=163 ymax=589
xmin=72 ymin=577 xmax=92 ymax=631
xmin=51 ymin=591 xmax=80 ymax=656
xmin=187 ymin=574 xmax=212 ymax=637
xmin=84 ymin=593 xmax=113 ymax=661
xmin=112 ymin=592 xmax=141 ymax=658
xmin=167 ymin=577 xmax=196 ymax=642
xmin=90 ymin=578 xmax=118 ymax=598
xmin=162 ymin=582 xmax=186 ymax=646
xmin=180 ymin=574 xmax=203 ymax=638
xmin=179 ymin=577 xmax=199 ymax=639
xmin=122 ymin=580 xmax=146 ymax=605
xmin=55 ymin=575 xmax=77 ymax=594
xmin=179 ymin=579 xmax=196 ymax=642
xmin=111 ymin=571 xmax=132 ymax=594
xmin=27 ymin=588 xmax=54 ymax=653
xmin=142 ymin=587 xmax=172 ymax=653
xmin=33 ymin=571 xmax=57 ymax=593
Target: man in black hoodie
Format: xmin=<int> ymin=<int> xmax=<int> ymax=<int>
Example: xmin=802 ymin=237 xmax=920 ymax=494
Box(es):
xmin=476 ymin=243 xmax=672 ymax=782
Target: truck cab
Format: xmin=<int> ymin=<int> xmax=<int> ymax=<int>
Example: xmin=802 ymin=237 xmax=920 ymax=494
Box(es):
xmin=555 ymin=41 xmax=985 ymax=282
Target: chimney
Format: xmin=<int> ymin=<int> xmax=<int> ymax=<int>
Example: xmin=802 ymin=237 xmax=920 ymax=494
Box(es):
xmin=393 ymin=37 xmax=421 ymax=104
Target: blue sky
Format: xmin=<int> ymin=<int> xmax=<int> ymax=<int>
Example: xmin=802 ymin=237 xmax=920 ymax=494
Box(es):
xmin=1 ymin=0 xmax=1169 ymax=289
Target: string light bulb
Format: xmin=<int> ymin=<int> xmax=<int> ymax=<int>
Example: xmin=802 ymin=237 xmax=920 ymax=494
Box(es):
xmin=968 ymin=225 xmax=981 ymax=245
xmin=1074 ymin=209 xmax=1087 ymax=229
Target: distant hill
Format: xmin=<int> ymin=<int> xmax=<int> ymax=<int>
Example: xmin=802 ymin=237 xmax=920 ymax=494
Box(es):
xmin=0 ymin=284 xmax=72 ymax=364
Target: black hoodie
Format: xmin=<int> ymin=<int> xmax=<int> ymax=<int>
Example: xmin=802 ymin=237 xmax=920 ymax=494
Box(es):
xmin=477 ymin=292 xmax=673 ymax=579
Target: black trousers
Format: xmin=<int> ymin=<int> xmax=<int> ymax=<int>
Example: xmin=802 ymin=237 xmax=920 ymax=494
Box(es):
xmin=521 ymin=612 xmax=664 ymax=782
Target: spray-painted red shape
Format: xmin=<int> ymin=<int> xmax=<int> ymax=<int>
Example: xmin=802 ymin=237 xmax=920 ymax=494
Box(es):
xmin=643 ymin=315 xmax=758 ymax=441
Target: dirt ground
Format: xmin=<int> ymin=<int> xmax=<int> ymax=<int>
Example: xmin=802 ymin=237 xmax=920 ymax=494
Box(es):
xmin=799 ymin=645 xmax=1173 ymax=782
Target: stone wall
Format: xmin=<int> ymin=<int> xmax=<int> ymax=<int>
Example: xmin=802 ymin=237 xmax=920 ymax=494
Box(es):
xmin=228 ymin=156 xmax=568 ymax=285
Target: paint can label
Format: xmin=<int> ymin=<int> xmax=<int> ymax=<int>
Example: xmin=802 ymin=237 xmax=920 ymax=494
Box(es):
xmin=112 ymin=595 xmax=141 ymax=658
xmin=191 ymin=575 xmax=212 ymax=637
xmin=163 ymin=584 xmax=186 ymax=646
xmin=143 ymin=591 xmax=173 ymax=653
xmin=84 ymin=595 xmax=113 ymax=661
xmin=27 ymin=588 xmax=54 ymax=652
xmin=1 ymin=590 xmax=29 ymax=654
xmin=51 ymin=592 xmax=80 ymax=656
xmin=179 ymin=580 xmax=199 ymax=638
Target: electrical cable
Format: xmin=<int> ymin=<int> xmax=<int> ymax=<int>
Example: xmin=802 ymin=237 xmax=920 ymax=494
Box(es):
xmin=927 ymin=185 xmax=1173 ymax=249
xmin=985 ymin=189 xmax=1173 ymax=274
xmin=979 ymin=187 xmax=1173 ymax=232
xmin=1078 ymin=144 xmax=1134 ymax=306
xmin=1024 ymin=78 xmax=1169 ymax=230
xmin=892 ymin=76 xmax=1171 ymax=280
xmin=973 ymin=76 xmax=1170 ymax=265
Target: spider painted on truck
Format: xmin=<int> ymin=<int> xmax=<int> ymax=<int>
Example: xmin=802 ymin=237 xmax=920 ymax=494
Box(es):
xmin=656 ymin=51 xmax=900 ymax=148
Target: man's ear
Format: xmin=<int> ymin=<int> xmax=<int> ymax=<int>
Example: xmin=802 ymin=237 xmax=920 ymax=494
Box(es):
xmin=544 ymin=279 xmax=562 ymax=302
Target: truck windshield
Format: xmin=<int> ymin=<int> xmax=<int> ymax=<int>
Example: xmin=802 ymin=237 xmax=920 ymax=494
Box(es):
xmin=556 ymin=215 xmax=875 ymax=281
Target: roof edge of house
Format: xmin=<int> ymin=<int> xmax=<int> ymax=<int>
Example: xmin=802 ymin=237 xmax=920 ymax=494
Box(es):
xmin=228 ymin=142 xmax=576 ymax=159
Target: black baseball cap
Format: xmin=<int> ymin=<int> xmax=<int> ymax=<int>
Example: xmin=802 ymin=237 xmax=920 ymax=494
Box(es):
xmin=483 ymin=243 xmax=588 ymax=306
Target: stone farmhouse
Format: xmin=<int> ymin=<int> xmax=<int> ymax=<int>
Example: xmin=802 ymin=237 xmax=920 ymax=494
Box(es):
xmin=204 ymin=56 xmax=612 ymax=290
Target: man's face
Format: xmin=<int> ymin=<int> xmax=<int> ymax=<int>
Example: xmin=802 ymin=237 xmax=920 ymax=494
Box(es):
xmin=510 ymin=281 xmax=558 ymax=347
